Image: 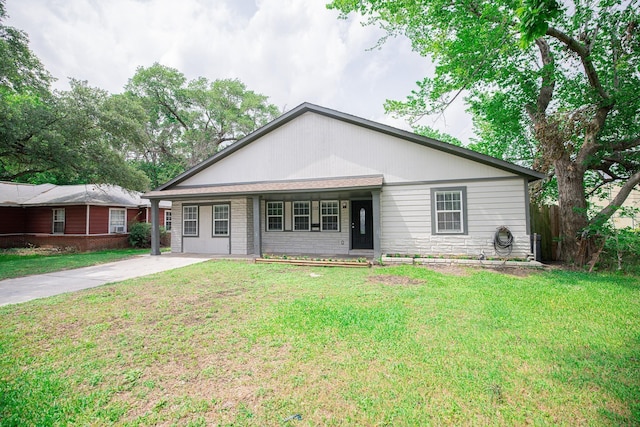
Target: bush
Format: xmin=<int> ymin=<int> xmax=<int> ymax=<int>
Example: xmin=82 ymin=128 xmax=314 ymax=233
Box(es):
xmin=597 ymin=228 xmax=640 ymax=273
xmin=128 ymin=222 xmax=167 ymax=248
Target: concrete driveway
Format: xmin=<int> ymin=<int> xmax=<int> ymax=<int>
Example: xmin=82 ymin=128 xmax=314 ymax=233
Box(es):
xmin=0 ymin=254 xmax=213 ymax=307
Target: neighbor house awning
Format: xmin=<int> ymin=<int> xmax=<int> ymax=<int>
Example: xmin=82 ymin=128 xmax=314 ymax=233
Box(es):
xmin=144 ymin=175 xmax=384 ymax=199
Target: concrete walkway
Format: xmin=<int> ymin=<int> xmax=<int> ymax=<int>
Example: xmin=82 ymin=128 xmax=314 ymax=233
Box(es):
xmin=0 ymin=254 xmax=213 ymax=307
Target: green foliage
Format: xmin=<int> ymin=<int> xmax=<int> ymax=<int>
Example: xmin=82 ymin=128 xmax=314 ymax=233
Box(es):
xmin=122 ymin=63 xmax=281 ymax=187
xmin=412 ymin=125 xmax=463 ymax=146
xmin=127 ymin=221 xmax=166 ymax=248
xmin=594 ymin=228 xmax=640 ymax=274
xmin=0 ymin=0 xmax=51 ymax=94
xmin=516 ymin=0 xmax=562 ymax=47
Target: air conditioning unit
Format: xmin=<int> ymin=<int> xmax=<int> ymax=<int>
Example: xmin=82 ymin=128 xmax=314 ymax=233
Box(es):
xmin=113 ymin=226 xmax=125 ymax=233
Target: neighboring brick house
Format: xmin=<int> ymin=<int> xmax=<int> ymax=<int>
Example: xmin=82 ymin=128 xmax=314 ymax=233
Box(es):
xmin=0 ymin=182 xmax=171 ymax=251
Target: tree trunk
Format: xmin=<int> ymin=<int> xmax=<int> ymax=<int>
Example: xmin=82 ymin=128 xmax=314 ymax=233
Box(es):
xmin=555 ymin=156 xmax=589 ymax=263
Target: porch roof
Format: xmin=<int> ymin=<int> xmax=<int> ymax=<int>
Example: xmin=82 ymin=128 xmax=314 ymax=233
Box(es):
xmin=144 ymin=175 xmax=384 ymax=200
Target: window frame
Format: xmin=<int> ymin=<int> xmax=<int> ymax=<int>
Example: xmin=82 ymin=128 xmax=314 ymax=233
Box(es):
xmin=292 ymin=201 xmax=311 ymax=231
xmin=183 ymin=205 xmax=199 ymax=237
xmin=164 ymin=210 xmax=172 ymax=231
xmin=109 ymin=208 xmax=127 ymax=234
xmin=212 ymin=204 xmax=230 ymax=236
xmin=320 ymin=200 xmax=340 ymax=232
xmin=430 ymin=187 xmax=468 ymax=235
xmin=52 ymin=208 xmax=65 ymax=234
xmin=266 ymin=201 xmax=284 ymax=231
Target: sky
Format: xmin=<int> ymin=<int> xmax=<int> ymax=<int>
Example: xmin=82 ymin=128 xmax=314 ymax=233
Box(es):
xmin=5 ymin=0 xmax=474 ymax=143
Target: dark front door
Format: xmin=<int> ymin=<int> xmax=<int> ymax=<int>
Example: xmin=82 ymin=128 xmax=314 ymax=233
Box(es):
xmin=351 ymin=200 xmax=373 ymax=249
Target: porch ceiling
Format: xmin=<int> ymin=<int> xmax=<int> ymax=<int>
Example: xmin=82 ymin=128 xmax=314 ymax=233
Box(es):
xmin=144 ymin=175 xmax=383 ymax=200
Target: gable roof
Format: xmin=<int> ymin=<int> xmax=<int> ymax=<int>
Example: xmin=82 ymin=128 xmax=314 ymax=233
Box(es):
xmin=0 ymin=182 xmax=170 ymax=208
xmin=155 ymin=102 xmax=545 ymax=191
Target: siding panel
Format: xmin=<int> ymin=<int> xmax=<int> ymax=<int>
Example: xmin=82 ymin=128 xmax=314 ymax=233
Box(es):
xmin=381 ymin=179 xmax=531 ymax=258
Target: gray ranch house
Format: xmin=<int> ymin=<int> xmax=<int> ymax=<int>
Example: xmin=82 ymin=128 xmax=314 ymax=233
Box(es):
xmin=145 ymin=103 xmax=544 ymax=259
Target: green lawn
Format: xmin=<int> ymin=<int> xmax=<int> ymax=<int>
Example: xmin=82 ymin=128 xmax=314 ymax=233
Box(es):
xmin=0 ymin=248 xmax=150 ymax=281
xmin=0 ymin=261 xmax=638 ymax=426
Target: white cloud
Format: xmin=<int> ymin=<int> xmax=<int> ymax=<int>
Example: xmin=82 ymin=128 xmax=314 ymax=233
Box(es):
xmin=6 ymin=0 xmax=474 ymax=142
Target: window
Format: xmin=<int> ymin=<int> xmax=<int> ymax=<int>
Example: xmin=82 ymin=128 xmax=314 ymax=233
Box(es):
xmin=164 ymin=211 xmax=172 ymax=231
xmin=321 ymin=201 xmax=339 ymax=231
xmin=109 ymin=208 xmax=126 ymax=234
xmin=52 ymin=208 xmax=65 ymax=234
xmin=183 ymin=206 xmax=198 ymax=236
xmin=213 ymin=204 xmax=230 ymax=236
xmin=266 ymin=201 xmax=283 ymax=231
xmin=293 ymin=201 xmax=310 ymax=231
xmin=431 ymin=187 xmax=467 ymax=234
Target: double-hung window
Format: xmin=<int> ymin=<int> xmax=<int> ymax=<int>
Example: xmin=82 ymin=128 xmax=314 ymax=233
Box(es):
xmin=432 ymin=187 xmax=467 ymax=234
xmin=213 ymin=204 xmax=230 ymax=236
xmin=266 ymin=201 xmax=283 ymax=231
xmin=320 ymin=201 xmax=339 ymax=231
xmin=164 ymin=211 xmax=172 ymax=231
xmin=109 ymin=208 xmax=126 ymax=234
xmin=183 ymin=206 xmax=198 ymax=236
xmin=52 ymin=208 xmax=65 ymax=234
xmin=293 ymin=201 xmax=310 ymax=231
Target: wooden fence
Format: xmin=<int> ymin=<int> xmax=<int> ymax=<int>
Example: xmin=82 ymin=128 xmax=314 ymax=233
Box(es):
xmin=530 ymin=204 xmax=560 ymax=261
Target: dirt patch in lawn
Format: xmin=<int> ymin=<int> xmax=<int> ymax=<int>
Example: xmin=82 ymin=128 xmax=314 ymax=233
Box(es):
xmin=368 ymin=275 xmax=426 ymax=286
xmin=421 ymin=264 xmax=471 ymax=276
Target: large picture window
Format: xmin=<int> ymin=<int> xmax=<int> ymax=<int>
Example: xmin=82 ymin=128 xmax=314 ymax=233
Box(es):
xmin=431 ymin=187 xmax=467 ymax=234
xmin=109 ymin=208 xmax=126 ymax=234
xmin=293 ymin=201 xmax=310 ymax=231
xmin=213 ymin=204 xmax=230 ymax=236
xmin=266 ymin=201 xmax=283 ymax=231
xmin=321 ymin=201 xmax=339 ymax=231
xmin=183 ymin=206 xmax=198 ymax=236
xmin=52 ymin=208 xmax=65 ymax=234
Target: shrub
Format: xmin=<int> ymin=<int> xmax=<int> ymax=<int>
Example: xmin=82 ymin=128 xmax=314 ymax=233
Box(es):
xmin=128 ymin=222 xmax=166 ymax=248
xmin=597 ymin=228 xmax=640 ymax=273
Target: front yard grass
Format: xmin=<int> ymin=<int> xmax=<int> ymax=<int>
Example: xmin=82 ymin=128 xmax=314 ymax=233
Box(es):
xmin=0 ymin=248 xmax=150 ymax=281
xmin=0 ymin=261 xmax=638 ymax=425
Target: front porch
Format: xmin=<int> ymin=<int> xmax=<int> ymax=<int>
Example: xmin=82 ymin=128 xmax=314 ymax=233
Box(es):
xmin=146 ymin=176 xmax=383 ymax=258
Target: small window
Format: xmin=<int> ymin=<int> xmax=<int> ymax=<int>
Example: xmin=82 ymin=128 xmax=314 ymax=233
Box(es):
xmin=431 ymin=188 xmax=467 ymax=234
xmin=266 ymin=201 xmax=283 ymax=231
xmin=321 ymin=201 xmax=339 ymax=231
xmin=52 ymin=208 xmax=65 ymax=234
xmin=109 ymin=208 xmax=126 ymax=234
xmin=164 ymin=211 xmax=172 ymax=231
xmin=183 ymin=206 xmax=199 ymax=236
xmin=293 ymin=201 xmax=310 ymax=231
xmin=213 ymin=204 xmax=230 ymax=236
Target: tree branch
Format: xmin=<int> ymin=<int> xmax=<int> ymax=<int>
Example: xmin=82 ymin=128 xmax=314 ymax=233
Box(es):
xmin=546 ymin=27 xmax=610 ymax=101
xmin=591 ymin=170 xmax=640 ymax=226
xmin=534 ymin=38 xmax=555 ymax=115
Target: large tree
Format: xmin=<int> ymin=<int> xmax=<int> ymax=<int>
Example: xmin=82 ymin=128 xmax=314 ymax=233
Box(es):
xmin=0 ymin=1 xmax=149 ymax=191
xmin=328 ymin=0 xmax=640 ymax=263
xmin=123 ymin=63 xmax=281 ymax=187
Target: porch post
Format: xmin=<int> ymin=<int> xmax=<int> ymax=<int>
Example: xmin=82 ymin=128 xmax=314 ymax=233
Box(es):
xmin=150 ymin=199 xmax=161 ymax=256
xmin=372 ymin=190 xmax=381 ymax=259
xmin=252 ymin=196 xmax=262 ymax=256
